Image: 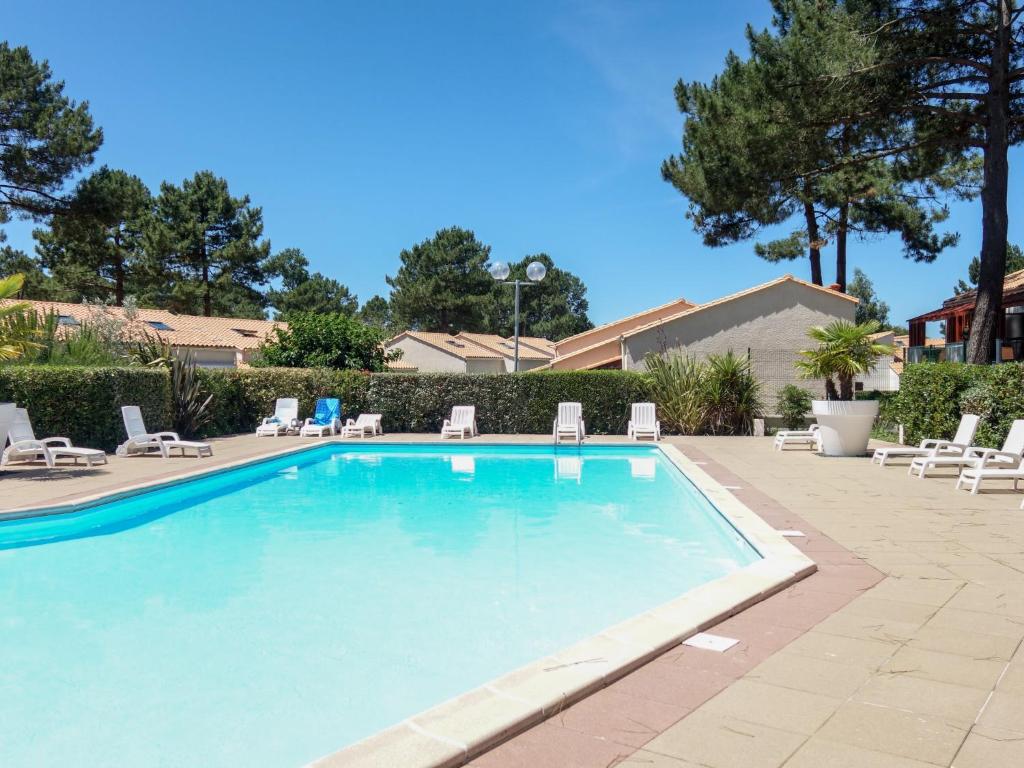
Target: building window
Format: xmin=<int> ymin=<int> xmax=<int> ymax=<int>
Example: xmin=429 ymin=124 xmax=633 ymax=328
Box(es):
xmin=57 ymin=315 xmax=80 ymax=326
xmin=146 ymin=321 xmax=174 ymax=331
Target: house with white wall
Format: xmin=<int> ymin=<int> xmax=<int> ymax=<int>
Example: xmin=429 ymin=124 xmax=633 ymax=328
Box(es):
xmin=385 ymin=331 xmax=554 ymax=373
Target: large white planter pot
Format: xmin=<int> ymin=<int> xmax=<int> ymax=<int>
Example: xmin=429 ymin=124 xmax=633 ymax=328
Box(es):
xmin=812 ymin=399 xmax=879 ymax=457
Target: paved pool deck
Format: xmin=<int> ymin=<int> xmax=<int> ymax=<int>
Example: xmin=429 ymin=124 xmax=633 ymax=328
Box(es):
xmin=4 ymin=433 xmax=1024 ymax=767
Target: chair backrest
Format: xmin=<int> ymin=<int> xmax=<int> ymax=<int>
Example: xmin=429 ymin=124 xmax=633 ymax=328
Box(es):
xmin=631 ymin=402 xmax=656 ymax=426
xmin=122 ymin=405 xmax=148 ymax=439
xmin=9 ymin=408 xmax=36 ymax=444
xmin=1002 ymin=419 xmax=1024 ymax=455
xmin=312 ymin=398 xmax=340 ymax=425
xmin=274 ymin=398 xmax=299 ymax=422
xmin=953 ymin=414 xmax=980 ymax=446
xmin=356 ymin=413 xmax=380 ymax=427
xmin=558 ymin=402 xmax=582 ymax=425
xmin=450 ymin=406 xmax=475 ymax=427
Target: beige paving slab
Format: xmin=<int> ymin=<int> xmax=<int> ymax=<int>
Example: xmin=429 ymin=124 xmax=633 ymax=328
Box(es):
xmin=777 ymin=630 xmax=900 ymax=670
xmin=906 ymin=624 xmax=1020 ymax=661
xmin=642 ymin=709 xmax=807 ymax=768
xmin=880 ymin=646 xmax=1009 ymax=691
xmin=699 ymin=678 xmax=842 ymax=736
xmin=782 ymin=738 xmax=939 ymax=768
xmin=975 ymin=690 xmax=1024 ymax=735
xmin=851 ymin=674 xmax=989 ymax=726
xmin=953 ymin=726 xmax=1024 ymax=767
xmin=746 ymin=651 xmax=876 ymax=699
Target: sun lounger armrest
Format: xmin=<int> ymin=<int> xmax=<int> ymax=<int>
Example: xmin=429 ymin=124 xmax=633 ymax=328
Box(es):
xmin=975 ymin=449 xmax=1023 ymax=467
xmin=443 ymin=419 xmax=452 ymax=428
xmin=933 ymin=441 xmax=969 ymax=454
xmin=918 ymin=438 xmax=942 ymax=449
xmin=154 ymin=431 xmax=181 ymax=442
xmin=260 ymin=417 xmax=278 ymax=426
xmin=345 ymin=418 xmax=356 ymax=427
xmin=40 ymin=437 xmax=72 ymax=448
xmin=9 ymin=439 xmax=46 ymax=452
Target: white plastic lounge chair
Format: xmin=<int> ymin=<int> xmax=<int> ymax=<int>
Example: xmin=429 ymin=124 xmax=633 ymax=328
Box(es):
xmin=117 ymin=406 xmax=212 ymax=458
xmin=910 ymin=419 xmax=1024 ymax=479
xmin=441 ymin=406 xmax=477 ymax=439
xmin=256 ymin=398 xmax=301 ymax=437
xmin=871 ymin=414 xmax=979 ymax=466
xmin=1 ymin=408 xmax=107 ymax=468
xmin=627 ymin=402 xmax=660 ymax=441
xmin=341 ymin=414 xmax=382 ymax=438
xmin=553 ymin=402 xmax=585 ymax=444
xmin=773 ymin=424 xmax=821 ymax=451
xmin=300 ymin=398 xmax=342 ymax=437
xmin=955 ymin=420 xmax=1024 ymax=494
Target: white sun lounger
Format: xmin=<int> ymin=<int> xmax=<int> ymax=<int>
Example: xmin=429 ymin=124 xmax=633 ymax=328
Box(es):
xmin=341 ymin=414 xmax=382 ymax=438
xmin=773 ymin=424 xmax=821 ymax=451
xmin=910 ymin=419 xmax=1024 ymax=479
xmin=554 ymin=402 xmax=585 ymax=444
xmin=2 ymin=408 xmax=107 ymax=468
xmin=871 ymin=414 xmax=979 ymax=466
xmin=954 ymin=419 xmax=1024 ymax=494
xmin=117 ymin=406 xmax=212 ymax=458
xmin=441 ymin=406 xmax=477 ymax=439
xmin=627 ymin=402 xmax=660 ymax=441
xmin=256 ymin=398 xmax=301 ymax=437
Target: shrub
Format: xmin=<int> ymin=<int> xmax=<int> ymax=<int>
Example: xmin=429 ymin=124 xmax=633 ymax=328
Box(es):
xmin=777 ymin=384 xmax=813 ymax=430
xmin=254 ymin=312 xmax=396 ymax=371
xmin=0 ymin=366 xmax=171 ymax=451
xmin=888 ymin=363 xmax=982 ymax=444
xmin=645 ymin=354 xmax=706 ymax=434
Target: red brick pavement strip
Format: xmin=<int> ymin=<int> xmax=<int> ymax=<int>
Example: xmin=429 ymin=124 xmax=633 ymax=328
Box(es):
xmin=466 ymin=445 xmax=883 ymax=768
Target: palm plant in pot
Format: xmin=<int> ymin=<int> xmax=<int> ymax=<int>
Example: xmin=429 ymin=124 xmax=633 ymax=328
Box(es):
xmin=796 ymin=320 xmax=894 ymax=456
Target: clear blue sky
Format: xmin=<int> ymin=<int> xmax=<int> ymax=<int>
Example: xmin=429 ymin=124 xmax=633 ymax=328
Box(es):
xmin=5 ymin=0 xmax=1022 ymax=327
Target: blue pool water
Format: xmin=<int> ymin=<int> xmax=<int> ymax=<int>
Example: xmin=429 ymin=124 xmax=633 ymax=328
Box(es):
xmin=0 ymin=444 xmax=759 ymax=767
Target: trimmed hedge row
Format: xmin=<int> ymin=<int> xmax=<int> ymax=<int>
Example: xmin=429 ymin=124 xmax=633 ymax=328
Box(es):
xmin=888 ymin=362 xmax=1024 ymax=447
xmin=1 ymin=367 xmax=653 ymax=449
xmin=196 ymin=369 xmax=654 ymax=437
xmin=0 ymin=366 xmax=172 ymax=451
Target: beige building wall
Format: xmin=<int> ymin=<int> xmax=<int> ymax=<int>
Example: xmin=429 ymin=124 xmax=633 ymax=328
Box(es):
xmin=547 ymin=338 xmax=622 ymax=370
xmin=387 ymin=337 xmax=467 ymax=372
xmin=466 ymin=358 xmax=506 ymax=374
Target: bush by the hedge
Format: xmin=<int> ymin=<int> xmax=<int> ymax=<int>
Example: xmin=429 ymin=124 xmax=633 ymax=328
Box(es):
xmin=888 ymin=362 xmax=1024 ymax=447
xmin=0 ymin=366 xmax=172 ymax=451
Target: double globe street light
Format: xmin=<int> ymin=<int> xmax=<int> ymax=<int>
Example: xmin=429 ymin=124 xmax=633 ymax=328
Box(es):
xmin=489 ymin=259 xmax=547 ymax=372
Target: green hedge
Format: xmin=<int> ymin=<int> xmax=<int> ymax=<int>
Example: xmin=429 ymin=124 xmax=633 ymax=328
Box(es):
xmin=196 ymin=369 xmax=653 ymax=437
xmin=888 ymin=362 xmax=1024 ymax=447
xmin=0 ymin=366 xmax=172 ymax=451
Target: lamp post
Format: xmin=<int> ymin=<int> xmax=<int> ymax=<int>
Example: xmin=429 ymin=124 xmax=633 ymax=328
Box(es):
xmin=489 ymin=259 xmax=547 ymax=372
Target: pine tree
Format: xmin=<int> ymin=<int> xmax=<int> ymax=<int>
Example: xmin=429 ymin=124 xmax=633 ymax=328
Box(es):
xmin=265 ymin=247 xmax=357 ymax=318
xmin=490 ymin=254 xmax=592 ymax=340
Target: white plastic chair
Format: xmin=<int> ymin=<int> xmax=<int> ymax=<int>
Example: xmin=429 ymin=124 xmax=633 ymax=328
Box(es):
xmin=627 ymin=402 xmax=660 ymax=441
xmin=117 ymin=405 xmax=212 ymax=458
xmin=2 ymin=408 xmax=107 ymax=468
xmin=441 ymin=406 xmax=477 ymax=439
xmin=256 ymin=398 xmax=300 ymax=437
xmin=911 ymin=419 xmax=1024 ymax=479
xmin=773 ymin=424 xmax=821 ymax=452
xmin=872 ymin=414 xmax=979 ymax=466
xmin=341 ymin=414 xmax=383 ymax=438
xmin=553 ymin=402 xmax=585 ymax=444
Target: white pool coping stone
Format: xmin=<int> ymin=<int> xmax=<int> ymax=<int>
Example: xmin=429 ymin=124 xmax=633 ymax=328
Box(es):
xmin=1 ymin=439 xmax=816 ymax=767
xmin=308 ymin=442 xmax=816 ymax=768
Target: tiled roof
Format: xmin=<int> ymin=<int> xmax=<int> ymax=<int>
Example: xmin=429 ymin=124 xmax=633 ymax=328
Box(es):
xmin=516 ymin=336 xmax=556 ymax=353
xmin=386 ymin=360 xmax=419 ymax=371
xmin=621 ymin=275 xmax=859 ymax=340
xmin=554 ymin=297 xmax=695 ymax=348
xmin=387 ymin=331 xmax=554 ymax=361
xmin=1 ymin=299 xmax=282 ymax=350
xmin=458 ymin=332 xmax=552 ymax=361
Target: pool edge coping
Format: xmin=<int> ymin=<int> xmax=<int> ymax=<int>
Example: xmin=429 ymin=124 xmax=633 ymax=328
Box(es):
xmin=306 ymin=441 xmax=817 ymax=768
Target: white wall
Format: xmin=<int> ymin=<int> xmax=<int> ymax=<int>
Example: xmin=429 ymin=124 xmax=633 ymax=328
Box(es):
xmin=387 ymin=337 xmax=467 ymax=372
xmin=178 ymin=347 xmax=239 ymax=369
xmin=466 ymin=358 xmax=505 ymax=374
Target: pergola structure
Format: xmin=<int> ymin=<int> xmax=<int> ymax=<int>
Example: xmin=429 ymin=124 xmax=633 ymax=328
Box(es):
xmin=907 ymin=269 xmax=1024 ymax=362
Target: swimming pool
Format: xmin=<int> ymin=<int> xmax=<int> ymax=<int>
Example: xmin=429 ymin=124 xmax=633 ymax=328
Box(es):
xmin=0 ymin=444 xmax=763 ymax=767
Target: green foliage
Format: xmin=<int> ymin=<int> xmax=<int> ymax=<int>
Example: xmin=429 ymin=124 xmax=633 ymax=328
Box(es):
xmin=954 ymin=244 xmax=1024 ymax=294
xmin=797 ymin=319 xmax=895 ymax=400
xmin=386 ymin=227 xmax=495 ymax=333
xmin=848 ymin=268 xmax=890 ymax=327
xmin=644 ymin=352 xmax=763 ymax=435
xmin=170 ymin=350 xmax=213 ymax=438
xmin=153 ymin=171 xmax=272 ymax=318
xmin=491 ymin=254 xmax=592 ymax=341
xmin=776 ymin=384 xmax=814 ymax=430
xmin=357 ymin=294 xmax=393 ymax=330
xmin=889 ymin=363 xmax=1024 ymax=449
xmin=0 ymin=274 xmax=43 ymax=360
xmin=266 ymin=248 xmax=358 ymax=318
xmin=254 ymin=312 xmax=395 ymax=371
xmin=33 ymin=167 xmax=154 ymax=305
xmin=0 ymin=366 xmax=171 ymax=451
xmin=0 ymin=43 xmax=103 ymax=220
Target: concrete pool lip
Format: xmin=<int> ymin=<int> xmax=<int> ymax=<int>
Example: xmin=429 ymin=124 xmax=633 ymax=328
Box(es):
xmin=0 ymin=437 xmax=816 ymax=767
xmin=308 ymin=443 xmax=817 ymax=768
